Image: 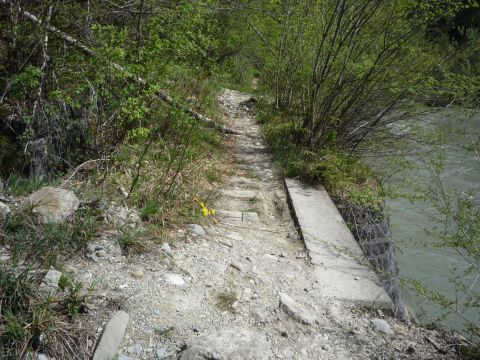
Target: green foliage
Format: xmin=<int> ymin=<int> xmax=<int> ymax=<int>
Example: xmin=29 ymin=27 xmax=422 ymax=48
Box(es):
xmin=4 ymin=175 xmax=47 ymax=196
xmin=10 ymin=65 xmax=42 ymax=100
xmin=117 ymin=228 xmax=147 ymax=255
xmin=0 ymin=264 xmax=88 ymax=358
xmin=3 ymin=206 xmax=98 ymax=268
xmin=261 ymin=104 xmax=382 ymax=208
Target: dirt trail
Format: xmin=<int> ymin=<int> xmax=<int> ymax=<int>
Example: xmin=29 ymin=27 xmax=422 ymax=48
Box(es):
xmin=74 ymin=90 xmax=456 ymax=360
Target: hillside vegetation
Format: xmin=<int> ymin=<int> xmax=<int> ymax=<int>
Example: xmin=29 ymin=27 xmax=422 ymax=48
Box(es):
xmin=0 ymin=0 xmax=479 ymax=358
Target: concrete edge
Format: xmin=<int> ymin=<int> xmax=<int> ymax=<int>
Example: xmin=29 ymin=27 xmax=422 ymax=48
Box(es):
xmin=283 ymin=178 xmax=393 ymax=308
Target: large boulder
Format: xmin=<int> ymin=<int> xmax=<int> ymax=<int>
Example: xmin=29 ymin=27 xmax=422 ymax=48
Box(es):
xmin=26 ymin=186 xmax=80 ymax=224
xmin=177 ymin=328 xmax=272 ymax=360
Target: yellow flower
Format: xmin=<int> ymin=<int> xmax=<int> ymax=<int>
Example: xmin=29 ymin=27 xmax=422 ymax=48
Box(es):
xmin=202 ymin=206 xmax=209 ymax=217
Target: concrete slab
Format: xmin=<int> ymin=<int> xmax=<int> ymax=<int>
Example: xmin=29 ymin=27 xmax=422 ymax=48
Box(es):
xmin=242 ymin=211 xmax=260 ymax=222
xmin=217 ymin=210 xmax=243 ymax=220
xmin=228 ymin=176 xmax=259 ymax=187
xmin=217 ymin=210 xmax=260 ymax=223
xmin=284 ymin=179 xmax=392 ymax=308
xmin=222 ymin=189 xmax=258 ymax=199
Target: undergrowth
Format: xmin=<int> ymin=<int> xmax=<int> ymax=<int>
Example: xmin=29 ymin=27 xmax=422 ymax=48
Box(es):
xmin=0 ymin=207 xmax=97 ymax=359
xmin=258 ymin=102 xmax=383 ymax=209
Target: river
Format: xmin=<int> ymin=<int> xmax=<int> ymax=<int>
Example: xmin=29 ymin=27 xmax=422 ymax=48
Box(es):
xmin=386 ymin=109 xmax=479 ymax=332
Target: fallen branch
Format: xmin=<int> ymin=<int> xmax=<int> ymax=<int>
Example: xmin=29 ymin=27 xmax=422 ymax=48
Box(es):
xmin=1 ymin=0 xmax=239 ymax=135
xmin=63 ymin=158 xmax=110 ymax=183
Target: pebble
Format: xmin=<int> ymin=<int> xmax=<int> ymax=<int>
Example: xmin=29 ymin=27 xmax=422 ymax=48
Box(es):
xmin=160 ymin=243 xmax=173 ymax=257
xmin=253 ymin=309 xmax=266 ymax=324
xmin=117 ymin=355 xmax=133 ymax=360
xmin=155 ymin=347 xmax=170 ymax=359
xmin=219 ymin=239 xmax=233 ymax=248
xmin=188 ymin=224 xmax=205 ymax=236
xmin=371 ymin=318 xmax=394 ymax=335
xmin=87 ymin=253 xmax=99 ymax=263
xmin=230 ymin=260 xmax=244 ymax=272
xmin=211 ymin=262 xmax=228 ymax=273
xmin=155 ymin=326 xmax=174 ymax=335
xmin=279 ymin=292 xmax=315 ymax=325
xmin=96 ymin=249 xmax=108 ymax=258
xmin=161 ymin=273 xmax=188 ymax=287
xmin=326 ymin=304 xmax=341 ymax=323
xmin=132 ymin=343 xmax=143 ymax=354
xmin=131 ymin=269 xmax=145 ymax=279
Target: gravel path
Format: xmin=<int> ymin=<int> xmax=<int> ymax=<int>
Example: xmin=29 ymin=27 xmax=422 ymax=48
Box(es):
xmin=72 ymin=90 xmax=458 ymax=360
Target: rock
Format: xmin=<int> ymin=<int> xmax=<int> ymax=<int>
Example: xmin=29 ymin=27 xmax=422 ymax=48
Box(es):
xmin=160 ymin=243 xmax=173 ymax=257
xmin=161 ymin=273 xmax=187 ymax=287
xmin=96 ymin=250 xmax=108 ymax=258
xmin=188 ymin=224 xmax=205 ymax=236
xmin=38 ymin=270 xmax=62 ymax=299
xmin=326 ymin=304 xmax=341 ymax=323
xmin=230 ymin=260 xmax=243 ymax=272
xmin=211 ymin=262 xmax=228 ymax=273
xmin=218 ymin=239 xmax=233 ymax=248
xmin=279 ymin=293 xmax=315 ymax=325
xmin=155 ymin=326 xmax=174 ymax=335
xmin=105 ymin=203 xmax=141 ymax=228
xmin=371 ymin=318 xmax=394 ymax=335
xmin=155 ymin=347 xmax=171 ymax=359
xmin=131 ymin=269 xmax=145 ymax=279
xmin=26 ymin=187 xmax=80 ymax=224
xmin=0 ymin=201 xmax=11 ymax=222
xmin=87 ymin=253 xmax=99 ymax=263
xmin=253 ymin=309 xmax=266 ymax=324
xmin=92 ymin=310 xmax=130 ymax=360
xmin=117 ymin=354 xmax=133 ymax=360
xmin=131 ymin=343 xmax=143 ymax=354
xmin=178 ymin=328 xmax=272 ymax=360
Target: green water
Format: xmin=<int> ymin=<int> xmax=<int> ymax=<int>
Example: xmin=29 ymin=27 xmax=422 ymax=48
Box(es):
xmin=386 ymin=110 xmax=479 ymax=332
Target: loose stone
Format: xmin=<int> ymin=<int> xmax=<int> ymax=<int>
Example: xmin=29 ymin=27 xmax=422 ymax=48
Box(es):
xmin=188 ymin=224 xmax=205 ymax=236
xmin=160 ymin=243 xmax=173 ymax=257
xmin=117 ymin=354 xmax=133 ymax=360
xmin=161 ymin=273 xmax=188 ymax=287
xmin=38 ymin=270 xmax=62 ymax=299
xmin=230 ymin=260 xmax=244 ymax=272
xmin=371 ymin=319 xmax=394 ymax=335
xmin=96 ymin=249 xmax=108 ymax=258
xmin=279 ymin=292 xmax=315 ymax=325
xmin=92 ymin=311 xmax=130 ymax=360
xmin=253 ymin=309 xmax=266 ymax=324
xmin=155 ymin=347 xmax=171 ymax=359
xmin=326 ymin=304 xmax=342 ymax=323
xmin=131 ymin=269 xmax=145 ymax=279
xmin=177 ymin=328 xmax=272 ymax=359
